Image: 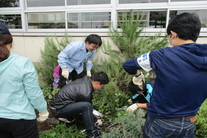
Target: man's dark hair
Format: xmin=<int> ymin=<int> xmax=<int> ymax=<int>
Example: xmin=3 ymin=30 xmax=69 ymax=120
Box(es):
xmin=167 ymin=12 xmax=201 ymax=42
xmin=128 ymin=80 xmax=145 ymax=94
xmin=91 ymin=71 xmax=109 ymax=85
xmin=85 ymin=34 xmax=102 ymax=46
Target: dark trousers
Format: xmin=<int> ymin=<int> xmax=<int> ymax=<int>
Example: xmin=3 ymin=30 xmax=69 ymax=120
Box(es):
xmin=0 ymin=118 xmax=39 ymax=138
xmin=51 ymin=102 xmax=97 ymax=137
xmin=59 ymin=69 xmax=84 ymax=88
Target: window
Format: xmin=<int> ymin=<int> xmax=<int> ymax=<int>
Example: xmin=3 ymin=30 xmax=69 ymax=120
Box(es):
xmin=119 ymin=0 xmax=166 ymax=4
xmin=170 ymin=10 xmax=207 ymax=28
xmin=67 ymin=0 xmax=110 ymax=5
xmin=0 ymin=0 xmax=20 ymax=7
xmin=0 ymin=14 xmax=21 ymax=29
xmin=171 ymin=0 xmax=206 ymax=1
xmin=27 ymin=12 xmax=65 ymax=29
xmin=67 ymin=12 xmax=111 ymax=28
xmin=27 ymin=0 xmax=65 ymax=7
xmin=118 ymin=10 xmax=167 ymax=28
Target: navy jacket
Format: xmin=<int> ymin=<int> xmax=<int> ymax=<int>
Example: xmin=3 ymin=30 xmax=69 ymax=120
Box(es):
xmin=123 ymin=43 xmax=207 ymax=118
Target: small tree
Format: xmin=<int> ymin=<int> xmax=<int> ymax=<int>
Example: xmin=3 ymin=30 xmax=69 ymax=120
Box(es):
xmin=93 ymin=10 xmax=167 ymax=128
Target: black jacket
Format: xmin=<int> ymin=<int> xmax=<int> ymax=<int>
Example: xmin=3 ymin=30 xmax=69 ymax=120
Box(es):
xmin=51 ymin=76 xmax=93 ymax=110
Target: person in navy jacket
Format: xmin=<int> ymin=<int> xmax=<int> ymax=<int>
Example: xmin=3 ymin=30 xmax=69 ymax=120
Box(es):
xmin=123 ymin=12 xmax=207 ymax=138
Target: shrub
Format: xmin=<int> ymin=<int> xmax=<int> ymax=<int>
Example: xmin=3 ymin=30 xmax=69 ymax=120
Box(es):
xmin=35 ymin=34 xmax=71 ymax=86
xmin=195 ymin=99 xmax=207 ymax=137
xmin=101 ymin=109 xmax=146 ymax=138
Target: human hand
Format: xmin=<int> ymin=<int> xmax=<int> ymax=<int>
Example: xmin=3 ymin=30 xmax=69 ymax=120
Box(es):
xmin=145 ymin=69 xmax=156 ymax=79
xmin=87 ymin=70 xmax=91 ymax=77
xmin=62 ymin=68 xmax=69 ymax=79
xmin=126 ymin=104 xmax=139 ymax=112
xmin=37 ymin=110 xmax=49 ymax=122
xmin=132 ymin=72 xmax=145 ymax=90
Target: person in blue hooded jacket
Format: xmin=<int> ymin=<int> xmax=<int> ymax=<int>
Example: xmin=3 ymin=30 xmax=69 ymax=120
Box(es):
xmin=123 ymin=12 xmax=207 ymax=138
xmin=0 ymin=22 xmax=48 ymax=138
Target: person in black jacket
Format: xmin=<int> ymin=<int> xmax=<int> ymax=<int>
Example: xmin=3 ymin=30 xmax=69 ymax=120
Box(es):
xmin=50 ymin=71 xmax=109 ymax=138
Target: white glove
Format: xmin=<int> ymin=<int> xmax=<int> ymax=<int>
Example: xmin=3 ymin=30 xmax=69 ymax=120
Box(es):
xmin=95 ymin=119 xmax=103 ymax=126
xmin=132 ymin=72 xmax=145 ymax=90
xmin=145 ymin=69 xmax=156 ymax=79
xmin=87 ymin=70 xmax=91 ymax=77
xmin=93 ymin=109 xmax=104 ymax=119
xmin=37 ymin=110 xmax=49 ymax=122
xmin=126 ymin=104 xmax=139 ymax=112
xmin=127 ymin=99 xmax=133 ymax=103
xmin=62 ymin=68 xmax=69 ymax=79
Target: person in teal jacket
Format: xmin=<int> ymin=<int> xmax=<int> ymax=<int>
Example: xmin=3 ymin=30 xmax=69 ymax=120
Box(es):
xmin=0 ymin=22 xmax=49 ymax=138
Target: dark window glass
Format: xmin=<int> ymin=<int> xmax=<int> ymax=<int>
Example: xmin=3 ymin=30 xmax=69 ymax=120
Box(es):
xmin=0 ymin=14 xmax=22 ymax=28
xmin=118 ymin=10 xmax=167 ymax=28
xmin=67 ymin=0 xmax=110 ymax=5
xmin=27 ymin=0 xmax=65 ymax=7
xmin=119 ymin=0 xmax=166 ymax=4
xmin=27 ymin=12 xmax=65 ymax=29
xmin=67 ymin=12 xmax=111 ymax=28
xmin=170 ymin=10 xmax=207 ymax=28
xmin=0 ymin=0 xmax=20 ymax=7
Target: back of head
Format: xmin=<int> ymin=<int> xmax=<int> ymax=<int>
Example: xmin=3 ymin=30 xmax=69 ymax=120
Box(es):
xmin=167 ymin=12 xmax=201 ymax=42
xmin=128 ymin=80 xmax=145 ymax=94
xmin=91 ymin=71 xmax=109 ymax=85
xmin=0 ymin=22 xmax=13 ymax=62
xmin=85 ymin=34 xmax=102 ymax=46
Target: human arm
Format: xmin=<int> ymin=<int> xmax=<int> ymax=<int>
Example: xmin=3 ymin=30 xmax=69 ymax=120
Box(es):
xmin=23 ymin=59 xmax=48 ymax=121
xmin=123 ymin=52 xmax=153 ymax=75
xmin=126 ymin=103 xmax=148 ymax=112
xmin=86 ymin=51 xmax=95 ymax=77
xmin=58 ymin=42 xmax=79 ymax=68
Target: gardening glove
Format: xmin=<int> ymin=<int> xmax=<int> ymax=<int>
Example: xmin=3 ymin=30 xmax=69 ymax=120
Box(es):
xmin=95 ymin=119 xmax=103 ymax=126
xmin=145 ymin=69 xmax=156 ymax=79
xmin=132 ymin=72 xmax=145 ymax=90
xmin=37 ymin=110 xmax=49 ymax=122
xmin=87 ymin=70 xmax=91 ymax=77
xmin=61 ymin=68 xmax=69 ymax=79
xmin=126 ymin=104 xmax=139 ymax=113
xmin=93 ymin=109 xmax=104 ymax=119
xmin=127 ymin=99 xmax=133 ymax=103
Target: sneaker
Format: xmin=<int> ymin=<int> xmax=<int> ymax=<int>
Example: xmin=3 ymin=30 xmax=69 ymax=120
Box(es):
xmin=58 ymin=117 xmax=75 ymax=123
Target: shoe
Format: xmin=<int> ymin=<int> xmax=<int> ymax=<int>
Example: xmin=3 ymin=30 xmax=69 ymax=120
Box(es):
xmin=58 ymin=117 xmax=75 ymax=123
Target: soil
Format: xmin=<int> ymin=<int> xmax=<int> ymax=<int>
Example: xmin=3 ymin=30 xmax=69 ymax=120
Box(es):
xmin=37 ymin=107 xmax=58 ymax=132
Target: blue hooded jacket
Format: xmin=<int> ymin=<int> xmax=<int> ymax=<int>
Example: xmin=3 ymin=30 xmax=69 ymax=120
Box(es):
xmin=123 ymin=43 xmax=207 ymax=118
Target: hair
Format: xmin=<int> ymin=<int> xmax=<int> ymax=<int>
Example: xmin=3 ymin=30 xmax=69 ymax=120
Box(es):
xmin=167 ymin=12 xmax=201 ymax=42
xmin=91 ymin=71 xmax=109 ymax=85
xmin=85 ymin=34 xmax=102 ymax=47
xmin=0 ymin=33 xmax=13 ymax=62
xmin=128 ymin=80 xmax=145 ymax=94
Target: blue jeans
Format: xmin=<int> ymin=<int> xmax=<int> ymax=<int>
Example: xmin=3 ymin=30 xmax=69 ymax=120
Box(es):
xmin=143 ymin=115 xmax=195 ymax=138
xmin=51 ymin=102 xmax=97 ymax=136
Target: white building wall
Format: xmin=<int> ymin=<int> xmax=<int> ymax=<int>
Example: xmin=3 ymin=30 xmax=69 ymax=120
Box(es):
xmin=11 ymin=36 xmax=207 ymax=63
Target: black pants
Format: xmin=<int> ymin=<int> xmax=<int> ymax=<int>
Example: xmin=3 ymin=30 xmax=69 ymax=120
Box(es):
xmin=59 ymin=69 xmax=84 ymax=88
xmin=0 ymin=118 xmax=39 ymax=138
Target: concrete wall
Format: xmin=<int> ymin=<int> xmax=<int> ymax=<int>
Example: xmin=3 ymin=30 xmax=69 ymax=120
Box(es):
xmin=11 ymin=36 xmax=207 ymax=63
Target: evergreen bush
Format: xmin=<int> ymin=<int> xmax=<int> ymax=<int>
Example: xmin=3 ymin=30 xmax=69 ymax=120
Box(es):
xmin=35 ymin=34 xmax=71 ymax=86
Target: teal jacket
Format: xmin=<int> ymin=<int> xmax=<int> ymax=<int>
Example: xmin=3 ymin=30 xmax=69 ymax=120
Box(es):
xmin=0 ymin=52 xmax=47 ymax=120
